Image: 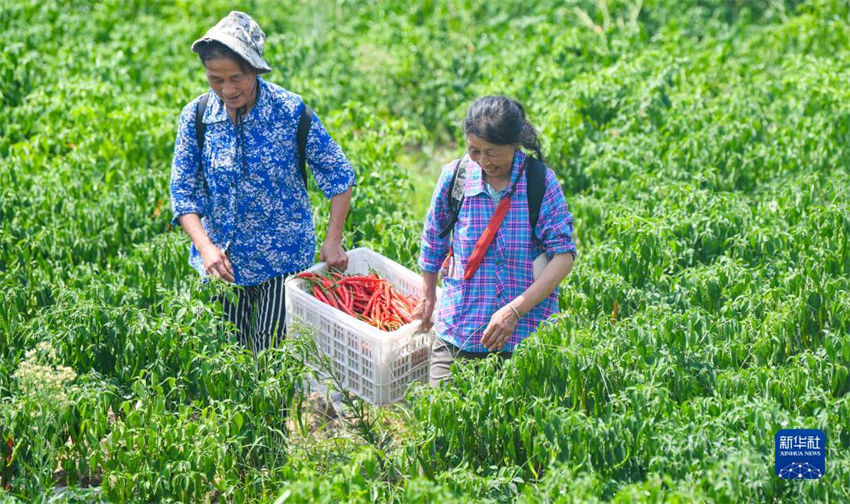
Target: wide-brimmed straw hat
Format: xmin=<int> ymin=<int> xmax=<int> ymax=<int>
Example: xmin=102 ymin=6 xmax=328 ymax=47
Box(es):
xmin=191 ymin=11 xmax=272 ymax=74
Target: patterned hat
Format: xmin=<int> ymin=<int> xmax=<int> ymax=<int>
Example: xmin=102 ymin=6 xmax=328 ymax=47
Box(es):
xmin=192 ymin=11 xmax=272 ymax=74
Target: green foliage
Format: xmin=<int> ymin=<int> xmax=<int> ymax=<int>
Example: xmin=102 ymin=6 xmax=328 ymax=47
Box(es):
xmin=2 ymin=0 xmax=848 ymax=502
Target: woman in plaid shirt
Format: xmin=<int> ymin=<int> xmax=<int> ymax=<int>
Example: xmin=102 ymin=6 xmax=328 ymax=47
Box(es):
xmin=415 ymin=96 xmax=576 ymax=386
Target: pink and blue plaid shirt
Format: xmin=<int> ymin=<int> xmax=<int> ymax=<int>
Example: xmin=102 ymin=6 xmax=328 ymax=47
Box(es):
xmin=419 ymin=150 xmax=576 ymax=353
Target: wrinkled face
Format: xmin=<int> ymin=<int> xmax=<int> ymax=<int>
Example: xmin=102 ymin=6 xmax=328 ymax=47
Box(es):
xmin=466 ymin=135 xmax=517 ymax=181
xmin=203 ymin=57 xmax=257 ymax=110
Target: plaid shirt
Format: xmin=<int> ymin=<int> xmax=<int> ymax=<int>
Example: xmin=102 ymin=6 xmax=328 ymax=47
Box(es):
xmin=419 ymin=150 xmax=576 ymax=353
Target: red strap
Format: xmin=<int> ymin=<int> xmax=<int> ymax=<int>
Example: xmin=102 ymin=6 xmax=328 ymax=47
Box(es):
xmin=463 ymin=196 xmax=511 ymax=281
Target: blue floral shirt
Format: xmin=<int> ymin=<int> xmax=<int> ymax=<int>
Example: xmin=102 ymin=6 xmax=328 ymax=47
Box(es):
xmin=170 ymin=77 xmax=355 ymax=286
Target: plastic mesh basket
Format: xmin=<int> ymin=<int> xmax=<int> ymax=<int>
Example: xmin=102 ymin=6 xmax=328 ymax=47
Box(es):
xmin=285 ymin=248 xmax=436 ymax=405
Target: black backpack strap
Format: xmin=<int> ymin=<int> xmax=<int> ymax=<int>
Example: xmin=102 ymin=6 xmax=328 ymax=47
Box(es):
xmin=296 ymin=103 xmax=314 ymax=187
xmin=525 ymin=157 xmax=547 ymax=231
xmin=195 ymin=93 xmax=209 ymax=152
xmin=438 ymin=154 xmax=470 ymax=239
xmin=194 ymin=94 xmax=211 ymax=200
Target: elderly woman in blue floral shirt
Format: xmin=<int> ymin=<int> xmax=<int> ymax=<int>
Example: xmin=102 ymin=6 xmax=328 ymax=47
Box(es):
xmin=170 ymin=12 xmax=356 ymax=352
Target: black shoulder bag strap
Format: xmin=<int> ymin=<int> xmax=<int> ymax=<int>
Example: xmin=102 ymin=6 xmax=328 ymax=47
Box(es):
xmin=194 ymin=94 xmax=211 ymax=199
xmin=438 ymin=154 xmax=470 ymax=239
xmin=195 ymin=93 xmax=210 ymax=152
xmin=296 ymin=104 xmax=314 ymax=188
xmin=525 ymin=156 xmax=547 ymax=231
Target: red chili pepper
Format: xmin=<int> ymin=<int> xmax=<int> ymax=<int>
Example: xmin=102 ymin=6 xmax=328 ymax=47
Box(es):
xmin=312 ymin=286 xmax=330 ymax=306
xmin=338 ymin=285 xmax=351 ymax=310
xmin=364 ymin=289 xmax=381 ymax=315
xmin=334 ymin=293 xmax=357 ymax=317
xmin=396 ymin=291 xmax=414 ymax=310
xmin=340 ymin=288 xmax=350 ymax=311
xmin=341 ymin=276 xmax=381 ymax=285
xmin=351 ymin=288 xmax=369 ymax=303
xmin=356 ymin=282 xmax=372 ymax=295
xmin=345 ymin=287 xmax=355 ymax=310
xmin=324 ymin=287 xmax=340 ymax=309
xmin=321 ymin=288 xmax=339 ymax=309
xmin=332 ymin=289 xmax=345 ymax=310
xmin=373 ymin=303 xmax=383 ymax=327
xmin=391 ymin=301 xmax=411 ymax=322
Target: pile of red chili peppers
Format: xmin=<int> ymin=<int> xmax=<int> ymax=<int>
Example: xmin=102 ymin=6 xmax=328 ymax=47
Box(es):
xmin=296 ymin=271 xmax=419 ymax=332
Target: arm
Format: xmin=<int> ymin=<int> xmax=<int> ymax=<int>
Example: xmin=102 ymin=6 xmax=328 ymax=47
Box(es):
xmin=413 ymin=164 xmax=455 ymax=331
xmin=300 ymin=105 xmax=356 ymax=271
xmin=170 ymin=99 xmax=234 ymax=282
xmin=480 ymin=253 xmax=573 ymax=350
xmin=509 ymin=253 xmax=574 ymax=314
xmin=414 ymin=271 xmax=439 ymax=331
xmin=319 ymin=186 xmax=352 ymax=271
xmin=178 ymin=213 xmax=234 ymax=282
xmin=481 ymin=168 xmax=577 ymax=350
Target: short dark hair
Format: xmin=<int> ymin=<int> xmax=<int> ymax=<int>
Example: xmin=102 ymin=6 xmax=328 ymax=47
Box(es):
xmin=196 ymin=40 xmax=255 ymax=74
xmin=463 ymin=96 xmax=543 ymax=161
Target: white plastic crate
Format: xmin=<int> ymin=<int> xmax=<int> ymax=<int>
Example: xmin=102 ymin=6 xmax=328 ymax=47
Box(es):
xmin=285 ymin=247 xmax=436 ymax=405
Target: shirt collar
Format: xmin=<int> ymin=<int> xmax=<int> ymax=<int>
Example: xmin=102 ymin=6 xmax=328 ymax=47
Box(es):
xmin=465 ymin=149 xmax=526 ymax=197
xmin=203 ymin=76 xmax=271 ymax=125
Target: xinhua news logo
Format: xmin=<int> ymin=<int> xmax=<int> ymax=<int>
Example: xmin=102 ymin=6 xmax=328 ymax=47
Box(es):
xmin=775 ymin=429 xmax=825 ymax=479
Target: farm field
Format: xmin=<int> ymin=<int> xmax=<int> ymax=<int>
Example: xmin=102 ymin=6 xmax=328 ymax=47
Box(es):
xmin=1 ymin=0 xmax=849 ymax=502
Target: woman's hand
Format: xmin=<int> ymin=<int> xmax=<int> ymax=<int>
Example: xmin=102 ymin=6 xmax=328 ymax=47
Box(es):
xmin=320 ymin=239 xmax=349 ymax=271
xmin=412 ymin=293 xmax=437 ymax=332
xmin=199 ymin=243 xmax=235 ymax=283
xmin=177 ymin=214 xmax=235 ymax=282
xmin=480 ymin=303 xmax=521 ymax=351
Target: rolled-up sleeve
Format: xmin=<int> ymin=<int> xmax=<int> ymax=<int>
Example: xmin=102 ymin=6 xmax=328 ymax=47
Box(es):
xmin=304 ymin=106 xmax=356 ymax=199
xmin=535 ymin=169 xmax=577 ymax=258
xmin=418 ymin=164 xmax=455 ymax=273
xmin=170 ymin=100 xmax=209 ymax=226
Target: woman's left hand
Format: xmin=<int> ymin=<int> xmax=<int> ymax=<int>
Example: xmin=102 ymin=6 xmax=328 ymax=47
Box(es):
xmin=320 ymin=239 xmax=349 ymax=271
xmin=481 ymin=303 xmax=520 ymax=351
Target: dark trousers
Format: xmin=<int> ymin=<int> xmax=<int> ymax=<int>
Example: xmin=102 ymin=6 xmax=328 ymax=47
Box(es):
xmin=220 ymin=275 xmax=287 ymax=353
xmin=429 ymin=337 xmax=512 ymax=387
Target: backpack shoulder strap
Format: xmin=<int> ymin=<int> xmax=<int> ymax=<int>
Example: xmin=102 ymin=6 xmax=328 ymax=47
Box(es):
xmin=525 ymin=156 xmax=547 ymax=231
xmin=195 ymin=93 xmax=209 ymax=153
xmin=296 ymin=103 xmax=314 ymax=188
xmin=438 ymin=154 xmax=470 ymax=239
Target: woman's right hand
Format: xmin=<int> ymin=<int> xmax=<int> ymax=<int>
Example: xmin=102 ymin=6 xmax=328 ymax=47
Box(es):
xmin=199 ymin=243 xmax=235 ymax=283
xmin=413 ymin=294 xmax=436 ymax=332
